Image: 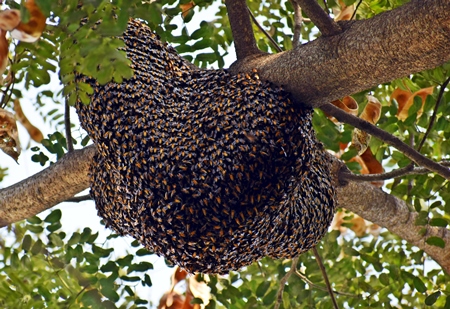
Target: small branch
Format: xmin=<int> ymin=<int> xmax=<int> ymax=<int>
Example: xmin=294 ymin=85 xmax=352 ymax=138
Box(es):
xmin=225 ymin=0 xmax=261 ymax=59
xmin=274 ymin=257 xmax=299 ymax=309
xmin=65 ymin=194 xmax=92 ymax=203
xmin=290 ymin=0 xmax=303 ymax=48
xmin=351 ymin=0 xmax=363 ymax=20
xmin=247 ymin=7 xmax=283 ymax=53
xmin=313 ymin=248 xmax=339 ymax=309
xmin=417 ymin=76 xmax=450 ymax=152
xmin=294 ymin=0 xmax=341 ymax=36
xmin=340 ymin=161 xmax=450 ymax=182
xmin=295 ymin=270 xmax=358 ymax=297
xmin=320 ymin=103 xmax=450 ymax=180
xmin=65 ymin=101 xmax=74 ymax=152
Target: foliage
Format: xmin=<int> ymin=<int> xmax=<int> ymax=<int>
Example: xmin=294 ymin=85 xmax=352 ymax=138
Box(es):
xmin=0 ymin=209 xmax=155 ymax=308
xmin=0 ymin=0 xmax=449 ymax=308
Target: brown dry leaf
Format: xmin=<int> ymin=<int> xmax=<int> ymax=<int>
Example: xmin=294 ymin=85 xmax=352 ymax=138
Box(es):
xmin=171 ymin=266 xmax=188 ymax=289
xmin=352 ymin=95 xmax=382 ymax=155
xmin=11 ymin=0 xmax=46 ymax=43
xmin=360 ymin=148 xmax=384 ymax=187
xmin=13 ymin=99 xmax=43 ymax=142
xmin=0 ymin=108 xmax=21 ymax=162
xmin=360 ymin=95 xmax=382 ymax=124
xmin=0 ymin=29 xmax=8 ymax=83
xmin=335 ymin=0 xmax=355 ymax=21
xmin=331 ymin=96 xmax=359 ymax=117
xmin=158 ymin=291 xmax=186 ymax=309
xmin=0 ymin=9 xmax=21 ymax=31
xmin=180 ymin=2 xmax=195 ymax=18
xmin=392 ymin=86 xmax=434 ymax=121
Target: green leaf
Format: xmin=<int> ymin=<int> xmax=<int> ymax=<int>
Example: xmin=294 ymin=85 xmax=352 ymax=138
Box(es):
xmin=31 ymin=239 xmax=43 ymax=255
xmin=429 ymin=218 xmax=448 ymax=227
xmin=425 ymin=291 xmax=441 ymax=306
xmin=27 ymin=216 xmax=42 ymax=225
xmin=255 ymin=281 xmax=271 ymax=297
xmin=128 ymin=262 xmax=153 ymax=273
xmin=21 ymin=235 xmax=32 ymax=252
xmin=426 ymin=237 xmax=445 ymax=248
xmin=27 ymin=224 xmax=44 ymax=234
xmin=413 ymin=276 xmax=427 ymax=293
xmin=44 ymin=209 xmax=62 ymax=223
xmin=136 ymin=248 xmax=152 ymax=256
xmin=379 ymin=273 xmax=390 ymax=286
xmin=143 ymin=274 xmax=152 ymax=287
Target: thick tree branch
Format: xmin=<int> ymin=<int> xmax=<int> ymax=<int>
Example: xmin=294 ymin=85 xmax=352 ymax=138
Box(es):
xmin=225 ymin=0 xmax=262 ymax=59
xmin=321 ymin=102 xmax=450 ymax=180
xmin=295 ymin=0 xmax=341 ymax=37
xmin=0 ymin=145 xmax=96 ymax=227
xmin=230 ymin=0 xmax=450 ymax=108
xmin=329 ymin=155 xmax=450 ymax=275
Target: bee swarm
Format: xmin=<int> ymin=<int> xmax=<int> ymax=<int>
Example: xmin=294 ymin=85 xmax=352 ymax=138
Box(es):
xmin=76 ymin=20 xmax=336 ymax=274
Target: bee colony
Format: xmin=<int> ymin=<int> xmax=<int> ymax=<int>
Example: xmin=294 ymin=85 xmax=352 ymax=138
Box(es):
xmin=76 ymin=20 xmax=336 ymax=274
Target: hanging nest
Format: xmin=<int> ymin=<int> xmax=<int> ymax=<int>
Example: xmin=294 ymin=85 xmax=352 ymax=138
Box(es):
xmin=75 ymin=20 xmax=336 ymax=274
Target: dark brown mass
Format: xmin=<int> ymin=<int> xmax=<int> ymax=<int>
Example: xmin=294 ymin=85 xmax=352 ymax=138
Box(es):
xmin=75 ymin=20 xmax=337 ymax=274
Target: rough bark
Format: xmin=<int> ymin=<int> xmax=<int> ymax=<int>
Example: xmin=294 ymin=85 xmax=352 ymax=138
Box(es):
xmin=0 ymin=0 xmax=449 ymax=274
xmin=329 ymin=156 xmax=450 ymax=274
xmin=230 ymin=0 xmax=450 ymax=108
xmin=0 ymin=145 xmax=96 ymax=226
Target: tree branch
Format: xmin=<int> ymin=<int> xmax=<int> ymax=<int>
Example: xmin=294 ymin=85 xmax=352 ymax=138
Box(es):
xmin=417 ymin=76 xmax=450 ymax=152
xmin=313 ymin=247 xmax=339 ymax=308
xmin=247 ymin=7 xmax=283 ymax=53
xmin=225 ymin=0 xmax=262 ymax=59
xmin=65 ymin=101 xmax=74 ymax=152
xmin=0 ymin=145 xmax=96 ymax=227
xmin=321 ymin=102 xmax=450 ymax=180
xmin=329 ymin=155 xmax=450 ymax=274
xmin=290 ymin=0 xmax=303 ymax=49
xmin=295 ymin=0 xmax=341 ymax=37
xmin=274 ymin=257 xmax=299 ymax=309
xmin=230 ymin=0 xmax=450 ymax=108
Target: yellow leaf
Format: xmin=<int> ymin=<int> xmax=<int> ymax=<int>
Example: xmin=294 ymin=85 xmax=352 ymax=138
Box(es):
xmin=0 ymin=108 xmax=20 ymax=162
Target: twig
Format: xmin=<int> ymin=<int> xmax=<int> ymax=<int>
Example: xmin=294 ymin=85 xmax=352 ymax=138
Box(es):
xmin=322 ymin=0 xmax=330 ymax=14
xmin=294 ymin=0 xmax=341 ymax=36
xmin=340 ymin=161 xmax=450 ymax=182
xmin=312 ymin=247 xmax=339 ymax=309
xmin=274 ymin=257 xmax=299 ymax=309
xmin=417 ymin=76 xmax=450 ymax=152
xmin=320 ymin=103 xmax=450 ymax=180
xmin=295 ymin=270 xmax=358 ymax=297
xmin=247 ymin=7 xmax=283 ymax=53
xmin=65 ymin=101 xmax=74 ymax=152
xmin=225 ymin=0 xmax=261 ymax=59
xmin=65 ymin=194 xmax=92 ymax=203
xmin=351 ymin=0 xmax=363 ymax=20
xmin=290 ymin=0 xmax=303 ymax=48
